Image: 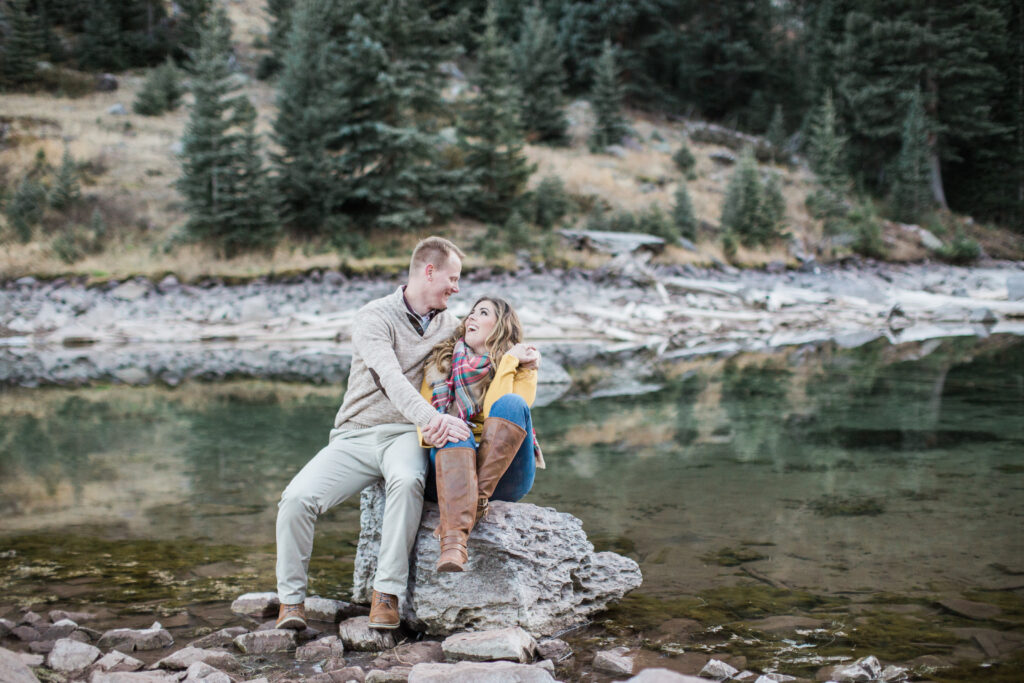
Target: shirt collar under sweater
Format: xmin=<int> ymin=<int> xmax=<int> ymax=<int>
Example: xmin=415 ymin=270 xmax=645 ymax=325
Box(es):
xmin=401 ymin=285 xmax=442 ymax=336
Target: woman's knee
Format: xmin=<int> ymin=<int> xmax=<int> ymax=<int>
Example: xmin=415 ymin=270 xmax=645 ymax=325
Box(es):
xmin=491 ymin=393 xmax=529 ymax=422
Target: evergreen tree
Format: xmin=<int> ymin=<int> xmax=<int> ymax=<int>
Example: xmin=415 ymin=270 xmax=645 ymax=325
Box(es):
xmin=176 ymin=0 xmax=212 ymax=55
xmin=673 ymin=141 xmax=696 ymax=175
xmin=2 ymin=0 xmax=45 ymax=86
xmin=588 ymin=40 xmax=629 ymax=152
xmin=133 ymin=57 xmax=182 ymax=115
xmin=270 ymin=0 xmax=345 ymax=232
xmin=763 ymin=172 xmax=786 ymax=233
xmin=459 ymin=1 xmax=535 ymax=223
xmin=49 ymin=147 xmax=81 ymax=210
xmin=6 ymin=175 xmax=46 ymax=242
xmin=77 ymin=0 xmax=124 ymax=70
xmin=672 ymin=181 xmax=697 ymax=241
xmin=807 ymin=90 xmax=847 ymax=193
xmin=178 ymin=4 xmax=275 ymax=252
xmin=514 ymin=3 xmax=568 ymax=145
xmin=258 ymin=0 xmax=293 ymax=79
xmin=720 ymin=148 xmax=781 ymax=246
xmin=890 ymin=90 xmax=933 ymax=223
xmin=766 ymin=104 xmax=786 ymax=160
xmin=836 ymin=3 xmax=1005 ymax=207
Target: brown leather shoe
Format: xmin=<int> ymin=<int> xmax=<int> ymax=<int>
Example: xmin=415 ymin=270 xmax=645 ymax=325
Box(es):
xmin=473 ymin=417 xmax=527 ymax=526
xmin=434 ymin=447 xmax=477 ymax=572
xmin=368 ymin=589 xmax=400 ymax=630
xmin=275 ymin=602 xmax=306 ymax=630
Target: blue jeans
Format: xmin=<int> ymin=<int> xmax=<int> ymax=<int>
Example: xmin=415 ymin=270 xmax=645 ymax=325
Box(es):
xmin=425 ymin=394 xmax=536 ymax=503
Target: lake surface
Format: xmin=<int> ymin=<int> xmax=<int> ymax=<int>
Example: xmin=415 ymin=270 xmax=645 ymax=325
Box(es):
xmin=1 ymin=334 xmax=1022 ymax=680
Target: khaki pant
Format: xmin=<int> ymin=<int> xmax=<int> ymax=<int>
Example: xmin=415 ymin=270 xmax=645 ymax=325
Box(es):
xmin=276 ymin=423 xmax=425 ymax=603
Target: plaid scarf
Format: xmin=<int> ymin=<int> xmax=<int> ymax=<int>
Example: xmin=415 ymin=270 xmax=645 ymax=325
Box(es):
xmin=430 ymin=339 xmax=491 ymax=422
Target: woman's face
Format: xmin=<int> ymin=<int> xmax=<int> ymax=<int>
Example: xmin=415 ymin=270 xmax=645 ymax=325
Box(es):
xmin=464 ymin=300 xmax=498 ymax=355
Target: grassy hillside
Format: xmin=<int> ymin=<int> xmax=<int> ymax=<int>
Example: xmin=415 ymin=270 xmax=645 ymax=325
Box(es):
xmin=0 ymin=1 xmax=1018 ymax=283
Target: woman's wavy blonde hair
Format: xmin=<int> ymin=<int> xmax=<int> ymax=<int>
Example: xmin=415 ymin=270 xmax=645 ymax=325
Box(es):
xmin=427 ymin=297 xmax=523 ymax=378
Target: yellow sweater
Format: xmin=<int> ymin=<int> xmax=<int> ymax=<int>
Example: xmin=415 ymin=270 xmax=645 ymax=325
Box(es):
xmin=417 ymin=353 xmax=537 ymax=448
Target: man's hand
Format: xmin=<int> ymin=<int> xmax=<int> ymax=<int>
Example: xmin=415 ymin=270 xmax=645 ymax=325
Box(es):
xmin=423 ymin=413 xmax=472 ymax=447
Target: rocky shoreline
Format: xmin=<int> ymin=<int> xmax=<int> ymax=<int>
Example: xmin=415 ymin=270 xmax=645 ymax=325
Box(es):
xmin=1 ymin=259 xmax=1023 ymax=388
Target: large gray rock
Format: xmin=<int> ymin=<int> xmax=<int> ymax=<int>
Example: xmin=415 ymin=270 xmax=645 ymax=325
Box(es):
xmin=338 ymin=616 xmax=398 ymax=652
xmin=152 ymin=647 xmax=240 ymax=672
xmin=353 ymin=484 xmax=642 ymax=636
xmin=230 ymin=592 xmax=279 ymax=618
xmin=46 ymin=638 xmax=101 ymax=673
xmin=94 ymin=651 xmax=144 ymax=673
xmin=408 ymin=661 xmax=555 ymax=682
xmin=98 ymin=623 xmax=173 ymax=652
xmin=0 ymin=646 xmax=40 ymax=683
xmin=233 ymin=630 xmax=295 ymax=654
xmin=442 ymin=628 xmax=536 ymax=664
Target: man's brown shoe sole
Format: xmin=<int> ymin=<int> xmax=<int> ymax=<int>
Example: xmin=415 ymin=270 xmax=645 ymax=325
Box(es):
xmin=276 ymin=615 xmax=307 ymax=630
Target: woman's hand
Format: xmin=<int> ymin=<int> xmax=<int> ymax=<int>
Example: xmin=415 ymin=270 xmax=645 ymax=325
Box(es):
xmin=509 ymin=343 xmax=541 ymax=370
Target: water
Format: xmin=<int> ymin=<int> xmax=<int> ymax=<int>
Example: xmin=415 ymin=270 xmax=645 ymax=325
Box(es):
xmin=1 ymin=335 xmax=1022 ymax=679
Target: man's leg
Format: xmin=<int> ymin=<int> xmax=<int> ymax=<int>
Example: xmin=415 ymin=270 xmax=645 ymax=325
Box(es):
xmin=372 ymin=424 xmax=428 ymax=597
xmin=276 ymin=428 xmax=379 ymax=609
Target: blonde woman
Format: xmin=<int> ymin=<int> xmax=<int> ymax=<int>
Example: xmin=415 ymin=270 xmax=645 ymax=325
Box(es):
xmin=418 ymin=296 xmax=543 ymax=572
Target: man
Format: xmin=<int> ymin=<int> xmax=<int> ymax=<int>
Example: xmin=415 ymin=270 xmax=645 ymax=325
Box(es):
xmin=275 ymin=236 xmax=472 ymax=630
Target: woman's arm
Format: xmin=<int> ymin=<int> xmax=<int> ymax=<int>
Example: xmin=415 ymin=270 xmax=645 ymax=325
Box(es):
xmin=483 ymin=353 xmax=538 ymax=414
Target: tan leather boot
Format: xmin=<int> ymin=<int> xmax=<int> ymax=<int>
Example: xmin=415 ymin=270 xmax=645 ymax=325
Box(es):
xmin=368 ymin=589 xmax=400 ymax=630
xmin=434 ymin=447 xmax=477 ymax=572
xmin=275 ymin=602 xmax=306 ymax=630
xmin=473 ymin=417 xmax=527 ymax=525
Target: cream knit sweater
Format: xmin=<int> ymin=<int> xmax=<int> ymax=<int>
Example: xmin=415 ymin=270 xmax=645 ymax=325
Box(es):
xmin=333 ymin=287 xmax=458 ymax=431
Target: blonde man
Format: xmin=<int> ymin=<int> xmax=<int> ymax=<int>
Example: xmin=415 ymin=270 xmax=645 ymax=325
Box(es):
xmin=275 ymin=236 xmax=471 ymax=630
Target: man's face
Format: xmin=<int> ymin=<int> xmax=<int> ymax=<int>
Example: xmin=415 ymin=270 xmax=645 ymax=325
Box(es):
xmin=426 ymin=256 xmax=461 ymax=310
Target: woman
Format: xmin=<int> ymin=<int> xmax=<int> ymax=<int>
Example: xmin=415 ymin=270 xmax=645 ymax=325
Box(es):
xmin=419 ymin=296 xmax=543 ymax=572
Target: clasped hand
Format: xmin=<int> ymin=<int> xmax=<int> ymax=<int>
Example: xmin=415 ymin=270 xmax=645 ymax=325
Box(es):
xmin=422 ymin=413 xmax=472 ymax=447
xmin=509 ymin=343 xmax=541 ymax=370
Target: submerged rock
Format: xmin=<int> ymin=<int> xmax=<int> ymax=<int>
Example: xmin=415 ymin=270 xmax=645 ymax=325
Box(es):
xmin=353 ymin=484 xmax=642 ymax=636
xmin=700 ymin=658 xmax=739 ymax=680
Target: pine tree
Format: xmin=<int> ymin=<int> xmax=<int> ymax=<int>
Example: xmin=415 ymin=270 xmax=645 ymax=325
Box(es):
xmin=891 ymin=90 xmax=933 ymax=223
xmin=178 ymin=4 xmax=275 ymax=252
xmin=258 ymin=0 xmax=293 ymax=79
xmin=133 ymin=57 xmax=182 ymax=115
xmin=672 ymin=182 xmax=697 ymax=241
xmin=836 ymin=3 xmax=1005 ymax=207
xmin=588 ymin=40 xmax=629 ymax=152
xmin=49 ymin=147 xmax=81 ymax=210
xmin=807 ymin=90 xmax=847 ymax=193
xmin=514 ymin=3 xmax=568 ymax=145
xmin=673 ymin=141 xmax=696 ymax=175
xmin=176 ymin=0 xmax=212 ymax=55
xmin=2 ymin=0 xmax=45 ymax=86
xmin=721 ymin=148 xmax=781 ymax=246
xmin=762 ymin=172 xmax=786 ymax=234
xmin=459 ymin=1 xmax=535 ymax=223
xmin=766 ymin=104 xmax=786 ymax=160
xmin=78 ymin=0 xmax=124 ymax=70
xmin=6 ymin=175 xmax=46 ymax=242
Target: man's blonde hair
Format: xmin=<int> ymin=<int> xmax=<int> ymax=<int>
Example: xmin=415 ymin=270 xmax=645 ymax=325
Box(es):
xmin=409 ymin=236 xmax=465 ymax=275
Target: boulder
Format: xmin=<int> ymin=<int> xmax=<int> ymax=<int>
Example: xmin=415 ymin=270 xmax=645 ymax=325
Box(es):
xmin=181 ymin=661 xmax=232 ymax=683
xmin=28 ymin=642 xmax=54 ymax=654
xmin=0 ymin=646 xmax=40 ymax=683
xmin=230 ymin=592 xmax=280 ymax=618
xmin=442 ymin=628 xmax=536 ymax=664
xmin=371 ymin=641 xmax=444 ymax=669
xmin=46 ymin=638 xmax=101 ymax=673
xmin=98 ymin=623 xmax=174 ymax=652
xmin=308 ymin=666 xmax=365 ymax=682
xmin=296 ymin=635 xmax=346 ymax=661
xmin=338 ymin=616 xmax=397 ymax=652
xmin=593 ymin=646 xmax=633 ymax=675
xmin=626 ymin=670 xmax=707 ymax=682
xmin=233 ymin=630 xmax=295 ymax=654
xmin=353 ymin=484 xmax=642 ymax=637
xmin=188 ymin=626 xmax=249 ymax=649
xmin=306 ymin=596 xmax=366 ymax=622
xmin=688 ymin=122 xmax=775 ymax=162
xmin=152 ymin=647 xmax=240 ymax=672
xmin=700 ymin=658 xmax=739 ymax=680
xmin=94 ymin=651 xmax=144 ymax=673
xmin=407 ymin=661 xmax=554 ymax=682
